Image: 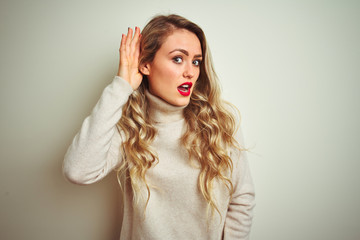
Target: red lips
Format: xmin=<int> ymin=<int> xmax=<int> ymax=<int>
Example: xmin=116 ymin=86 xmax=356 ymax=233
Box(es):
xmin=177 ymin=82 xmax=193 ymax=96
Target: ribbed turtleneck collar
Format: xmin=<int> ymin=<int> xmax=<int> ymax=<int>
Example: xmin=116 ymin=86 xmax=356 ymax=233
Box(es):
xmin=145 ymin=90 xmax=187 ymax=124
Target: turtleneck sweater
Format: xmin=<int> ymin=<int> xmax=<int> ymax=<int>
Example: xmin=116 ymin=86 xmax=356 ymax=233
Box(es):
xmin=63 ymin=76 xmax=255 ymax=240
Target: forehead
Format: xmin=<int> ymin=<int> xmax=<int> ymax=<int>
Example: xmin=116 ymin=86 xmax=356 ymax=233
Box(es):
xmin=159 ymin=29 xmax=202 ymax=55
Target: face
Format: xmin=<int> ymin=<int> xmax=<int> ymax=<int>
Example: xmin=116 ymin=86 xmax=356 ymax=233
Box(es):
xmin=142 ymin=29 xmax=202 ymax=106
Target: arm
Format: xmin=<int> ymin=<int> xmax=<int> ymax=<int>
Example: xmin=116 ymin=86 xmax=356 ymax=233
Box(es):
xmin=223 ymin=126 xmax=256 ymax=240
xmin=62 ymin=76 xmax=133 ymax=184
xmin=63 ymin=27 xmax=143 ymax=184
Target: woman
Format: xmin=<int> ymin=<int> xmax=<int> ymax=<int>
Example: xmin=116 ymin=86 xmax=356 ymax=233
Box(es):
xmin=63 ymin=14 xmax=255 ymax=240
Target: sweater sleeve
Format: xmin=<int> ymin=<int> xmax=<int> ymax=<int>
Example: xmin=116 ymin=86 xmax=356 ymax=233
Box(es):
xmin=223 ymin=125 xmax=256 ymax=240
xmin=62 ymin=76 xmax=133 ymax=185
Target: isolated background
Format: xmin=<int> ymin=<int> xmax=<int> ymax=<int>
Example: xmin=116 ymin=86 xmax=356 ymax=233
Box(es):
xmin=1 ymin=0 xmax=359 ymax=239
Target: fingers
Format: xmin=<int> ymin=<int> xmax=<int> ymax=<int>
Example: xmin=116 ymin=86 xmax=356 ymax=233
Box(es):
xmin=133 ymin=27 xmax=141 ymax=64
xmin=120 ymin=34 xmax=126 ymax=49
xmin=119 ymin=34 xmax=127 ymax=63
xmin=118 ymin=27 xmax=143 ymax=87
xmin=121 ymin=27 xmax=141 ymax=62
xmin=130 ymin=27 xmax=141 ymax=54
xmin=125 ymin=27 xmax=140 ymax=53
xmin=134 ymin=33 xmax=141 ymax=64
xmin=125 ymin=27 xmax=132 ymax=57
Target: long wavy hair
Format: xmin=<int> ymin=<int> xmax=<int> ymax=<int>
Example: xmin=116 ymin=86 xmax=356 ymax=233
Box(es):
xmin=116 ymin=14 xmax=241 ymax=218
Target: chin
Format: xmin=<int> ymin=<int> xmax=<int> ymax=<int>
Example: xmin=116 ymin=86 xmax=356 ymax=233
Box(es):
xmin=171 ymin=99 xmax=189 ymax=107
xmin=168 ymin=96 xmax=191 ymax=107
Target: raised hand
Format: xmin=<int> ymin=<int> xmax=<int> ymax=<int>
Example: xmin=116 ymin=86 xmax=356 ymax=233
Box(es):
xmin=117 ymin=27 xmax=143 ymax=90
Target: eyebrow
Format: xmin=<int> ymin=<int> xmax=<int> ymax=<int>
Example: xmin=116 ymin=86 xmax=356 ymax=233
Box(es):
xmin=169 ymin=48 xmax=202 ymax=58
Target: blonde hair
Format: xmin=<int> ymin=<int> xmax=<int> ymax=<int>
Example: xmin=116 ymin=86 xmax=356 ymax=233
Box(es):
xmin=117 ymin=14 xmax=241 ymax=218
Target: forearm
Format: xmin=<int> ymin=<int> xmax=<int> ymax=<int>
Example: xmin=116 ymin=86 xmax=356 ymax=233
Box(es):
xmin=63 ymin=76 xmax=133 ymax=184
xmin=223 ymin=163 xmax=255 ymax=239
xmin=223 ymin=126 xmax=256 ymax=239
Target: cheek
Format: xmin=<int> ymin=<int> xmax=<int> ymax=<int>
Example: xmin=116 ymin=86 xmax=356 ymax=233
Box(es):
xmin=196 ymin=68 xmax=201 ymax=78
xmin=152 ymin=64 xmax=181 ymax=85
xmin=193 ymin=68 xmax=201 ymax=83
xmin=148 ymin=66 xmax=176 ymax=94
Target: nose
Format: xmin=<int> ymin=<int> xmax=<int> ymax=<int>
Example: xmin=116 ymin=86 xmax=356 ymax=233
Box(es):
xmin=183 ymin=63 xmax=196 ymax=79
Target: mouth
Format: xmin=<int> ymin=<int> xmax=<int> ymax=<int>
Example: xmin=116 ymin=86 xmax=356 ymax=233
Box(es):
xmin=177 ymin=82 xmax=193 ymax=96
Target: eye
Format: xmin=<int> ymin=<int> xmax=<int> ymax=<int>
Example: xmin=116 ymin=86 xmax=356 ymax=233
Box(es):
xmin=193 ymin=59 xmax=202 ymax=66
xmin=173 ymin=56 xmax=183 ymax=64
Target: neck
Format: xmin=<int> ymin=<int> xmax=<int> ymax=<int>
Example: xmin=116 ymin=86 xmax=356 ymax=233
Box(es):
xmin=145 ymin=90 xmax=187 ymax=124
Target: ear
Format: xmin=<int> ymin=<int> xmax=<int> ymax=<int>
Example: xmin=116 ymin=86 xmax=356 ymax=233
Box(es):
xmin=139 ymin=63 xmax=151 ymax=76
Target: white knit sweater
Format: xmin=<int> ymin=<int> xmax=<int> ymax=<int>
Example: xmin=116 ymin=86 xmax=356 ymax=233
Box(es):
xmin=63 ymin=76 xmax=255 ymax=240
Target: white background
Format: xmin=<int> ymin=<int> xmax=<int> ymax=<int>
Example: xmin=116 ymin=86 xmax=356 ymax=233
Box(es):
xmin=1 ymin=0 xmax=359 ymax=239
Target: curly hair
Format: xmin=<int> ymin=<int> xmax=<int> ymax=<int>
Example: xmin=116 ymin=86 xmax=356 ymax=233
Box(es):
xmin=116 ymin=14 xmax=241 ymax=218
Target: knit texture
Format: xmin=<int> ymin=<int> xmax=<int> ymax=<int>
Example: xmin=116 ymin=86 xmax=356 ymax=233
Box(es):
xmin=63 ymin=76 xmax=255 ymax=240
